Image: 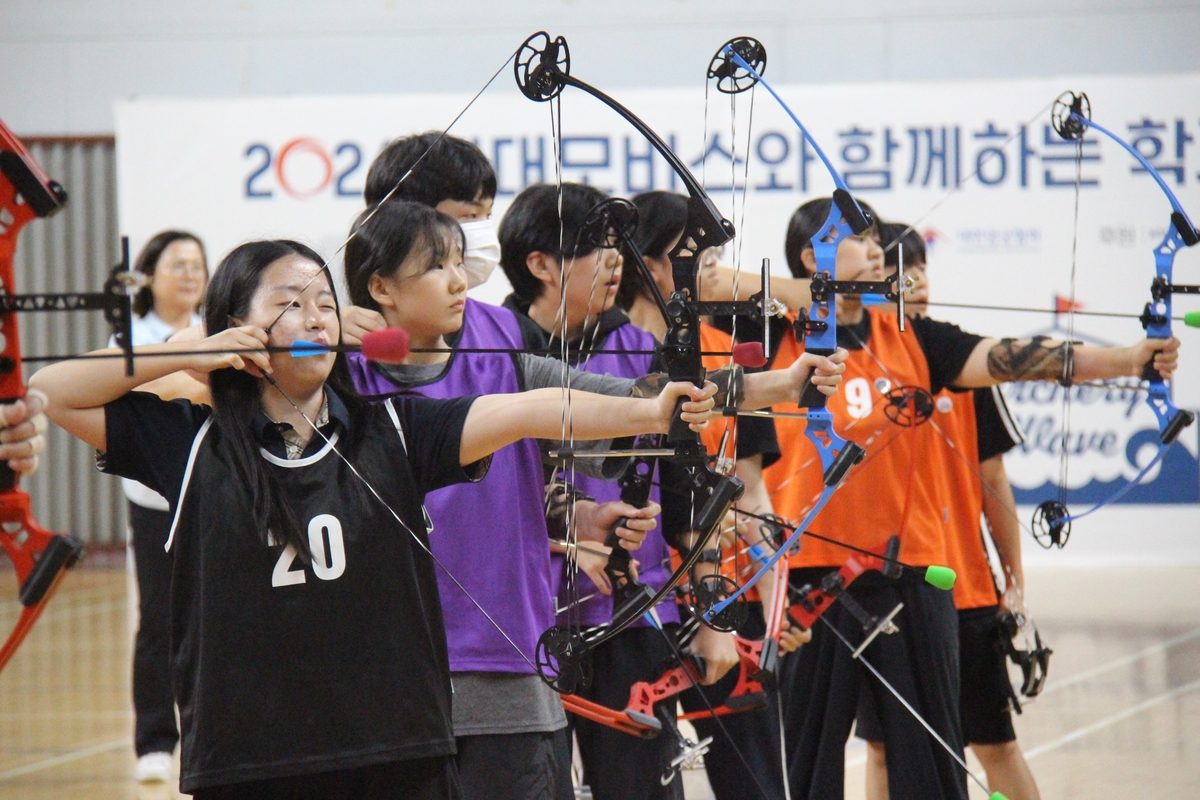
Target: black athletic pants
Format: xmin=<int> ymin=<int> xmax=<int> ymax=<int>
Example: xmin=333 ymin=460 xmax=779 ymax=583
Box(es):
xmin=455 ymin=729 xmax=573 ymax=800
xmin=129 ymin=502 xmax=179 ymax=757
xmin=779 ymin=569 xmax=967 ymax=800
xmin=569 ymin=626 xmax=684 ymax=800
xmin=191 ymin=756 xmax=462 ymax=799
xmin=678 ymin=605 xmax=788 ymax=800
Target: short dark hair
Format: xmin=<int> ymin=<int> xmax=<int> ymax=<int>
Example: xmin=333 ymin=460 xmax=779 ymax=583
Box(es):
xmin=344 ymin=200 xmax=465 ymax=311
xmin=497 ymin=183 xmax=608 ymax=304
xmin=616 ymin=191 xmax=688 ymax=310
xmin=364 ymin=133 xmax=497 ymax=208
xmin=131 ymin=230 xmax=206 ymax=317
xmin=783 ymin=196 xmax=879 ymax=278
xmin=879 ymin=222 xmax=926 ymax=268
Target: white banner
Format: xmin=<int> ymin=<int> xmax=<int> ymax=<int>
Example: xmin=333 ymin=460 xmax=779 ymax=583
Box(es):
xmin=115 ymin=73 xmax=1200 ymax=564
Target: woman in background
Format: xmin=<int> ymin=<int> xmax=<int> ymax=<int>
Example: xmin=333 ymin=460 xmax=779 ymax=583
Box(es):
xmin=115 ymin=230 xmax=207 ymax=783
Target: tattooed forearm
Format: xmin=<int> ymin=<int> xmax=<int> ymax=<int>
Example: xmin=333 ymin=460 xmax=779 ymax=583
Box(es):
xmin=986 ymin=335 xmax=1074 ymax=383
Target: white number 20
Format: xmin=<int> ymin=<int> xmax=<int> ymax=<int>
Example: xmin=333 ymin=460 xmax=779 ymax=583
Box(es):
xmin=271 ymin=514 xmax=347 ymax=587
xmin=844 ymin=377 xmax=873 ymax=420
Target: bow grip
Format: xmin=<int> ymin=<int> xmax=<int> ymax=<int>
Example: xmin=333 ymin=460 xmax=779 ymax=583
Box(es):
xmin=798 ymin=347 xmax=835 ymax=409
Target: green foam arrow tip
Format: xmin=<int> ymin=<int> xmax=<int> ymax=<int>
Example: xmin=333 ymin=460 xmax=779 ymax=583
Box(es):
xmin=1185 ymin=310 xmax=1200 ymax=328
xmin=923 ymin=565 xmax=957 ymax=591
xmin=988 ymin=793 xmax=1010 ymax=800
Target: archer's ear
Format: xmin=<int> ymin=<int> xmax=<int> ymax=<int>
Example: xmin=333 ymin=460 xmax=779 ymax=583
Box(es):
xmin=526 ymin=252 xmax=560 ymax=288
xmin=367 ymin=274 xmax=398 ymax=310
xmin=799 ymin=247 xmax=818 ymax=277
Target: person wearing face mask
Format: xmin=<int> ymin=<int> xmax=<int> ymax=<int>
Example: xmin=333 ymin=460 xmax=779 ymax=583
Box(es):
xmin=341 ymin=133 xmax=501 ymax=344
xmin=109 ymin=230 xmax=208 ymax=784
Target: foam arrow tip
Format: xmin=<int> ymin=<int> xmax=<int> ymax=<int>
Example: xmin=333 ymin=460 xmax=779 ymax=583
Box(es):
xmin=1184 ymin=310 xmax=1200 ymax=328
xmin=731 ymin=341 xmax=767 ymax=368
xmin=361 ymin=327 xmax=411 ymax=364
xmin=988 ymin=793 xmax=1010 ymax=800
xmin=923 ymin=565 xmax=956 ymax=591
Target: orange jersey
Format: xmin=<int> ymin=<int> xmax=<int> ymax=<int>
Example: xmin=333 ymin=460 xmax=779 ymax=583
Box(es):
xmin=927 ymin=389 xmax=1000 ymax=610
xmin=764 ymin=307 xmax=950 ymax=568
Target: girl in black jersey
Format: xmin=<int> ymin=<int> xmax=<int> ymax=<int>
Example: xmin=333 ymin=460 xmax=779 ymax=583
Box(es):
xmin=30 ymin=239 xmax=721 ymax=800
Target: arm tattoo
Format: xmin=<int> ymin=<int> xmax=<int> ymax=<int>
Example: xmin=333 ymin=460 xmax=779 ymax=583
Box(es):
xmin=987 ymin=335 xmax=1074 ymax=384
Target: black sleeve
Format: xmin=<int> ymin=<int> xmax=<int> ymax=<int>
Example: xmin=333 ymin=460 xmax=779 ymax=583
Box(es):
xmin=734 ymin=415 xmax=781 ymax=469
xmin=100 ymin=392 xmax=211 ymax=507
xmin=973 ymin=387 xmax=1023 ymax=462
xmin=909 ymin=316 xmax=985 ymax=395
xmin=388 ymin=395 xmax=488 ymax=495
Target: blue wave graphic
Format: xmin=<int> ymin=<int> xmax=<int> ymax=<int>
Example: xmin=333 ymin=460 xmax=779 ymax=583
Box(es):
xmin=1011 ymin=429 xmax=1200 ymax=505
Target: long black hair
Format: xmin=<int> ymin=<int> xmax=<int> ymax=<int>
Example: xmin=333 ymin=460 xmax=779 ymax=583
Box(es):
xmin=783 ymin=197 xmax=879 ymax=278
xmin=616 ymin=190 xmax=689 ymax=311
xmin=204 ymin=239 xmax=369 ymax=560
xmin=132 ymin=230 xmax=206 ymax=317
xmin=344 ymin=200 xmax=465 ymax=311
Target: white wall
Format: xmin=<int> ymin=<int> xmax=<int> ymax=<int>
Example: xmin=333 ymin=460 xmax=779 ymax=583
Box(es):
xmin=4 ymin=0 xmax=1200 ymax=134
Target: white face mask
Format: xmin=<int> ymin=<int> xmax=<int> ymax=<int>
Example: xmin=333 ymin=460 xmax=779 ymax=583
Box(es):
xmin=458 ymin=219 xmax=501 ymax=289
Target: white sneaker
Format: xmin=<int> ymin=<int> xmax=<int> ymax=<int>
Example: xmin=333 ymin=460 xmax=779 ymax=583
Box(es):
xmin=135 ymin=752 xmax=173 ymax=783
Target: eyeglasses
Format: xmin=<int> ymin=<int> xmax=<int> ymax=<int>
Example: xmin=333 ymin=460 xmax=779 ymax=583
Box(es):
xmin=159 ymin=261 xmax=207 ymax=278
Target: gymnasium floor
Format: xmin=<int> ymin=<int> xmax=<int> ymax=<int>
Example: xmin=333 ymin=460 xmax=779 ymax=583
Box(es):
xmin=1 ymin=564 xmax=1197 ymax=799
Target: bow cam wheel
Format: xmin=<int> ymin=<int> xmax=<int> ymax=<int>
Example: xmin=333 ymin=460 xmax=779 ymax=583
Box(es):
xmin=515 ymin=32 xmax=570 ymax=102
xmin=884 ymin=386 xmax=934 ymax=427
xmin=1051 ymin=91 xmax=1090 ymax=141
xmin=689 ymin=574 xmax=747 ymax=632
xmin=1031 ymin=500 xmax=1071 ymax=549
xmin=535 ymin=626 xmax=591 ymax=694
xmin=707 ymin=37 xmax=766 ymax=94
xmin=579 ymin=198 xmax=639 ymax=251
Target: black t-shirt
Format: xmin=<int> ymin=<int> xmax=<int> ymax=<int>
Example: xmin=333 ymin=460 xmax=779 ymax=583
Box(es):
xmin=101 ymin=389 xmax=481 ymax=791
xmin=973 ymin=385 xmax=1024 ymax=461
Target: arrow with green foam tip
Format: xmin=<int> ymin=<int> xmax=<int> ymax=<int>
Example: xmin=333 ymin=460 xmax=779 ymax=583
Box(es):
xmin=923 ymin=565 xmax=957 ymax=591
xmin=1185 ymin=310 xmax=1200 ymax=328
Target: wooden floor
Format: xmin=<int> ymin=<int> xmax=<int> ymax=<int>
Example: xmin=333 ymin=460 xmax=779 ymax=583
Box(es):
xmin=1 ymin=565 xmax=1198 ymax=799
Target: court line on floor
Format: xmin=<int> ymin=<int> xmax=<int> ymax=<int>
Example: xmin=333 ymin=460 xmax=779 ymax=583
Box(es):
xmin=0 ymin=738 xmax=128 ymax=781
xmin=1039 ymin=625 xmax=1200 ymax=697
xmin=1023 ymin=677 xmax=1200 ymax=760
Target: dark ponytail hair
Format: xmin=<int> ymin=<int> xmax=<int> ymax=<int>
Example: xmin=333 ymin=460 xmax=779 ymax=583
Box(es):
xmin=204 ymin=239 xmax=368 ymax=560
xmin=783 ymin=197 xmax=879 ymax=278
xmin=344 ymin=200 xmax=465 ymax=311
xmin=132 ymin=230 xmax=207 ymax=317
xmin=616 ymin=191 xmax=689 ymax=311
